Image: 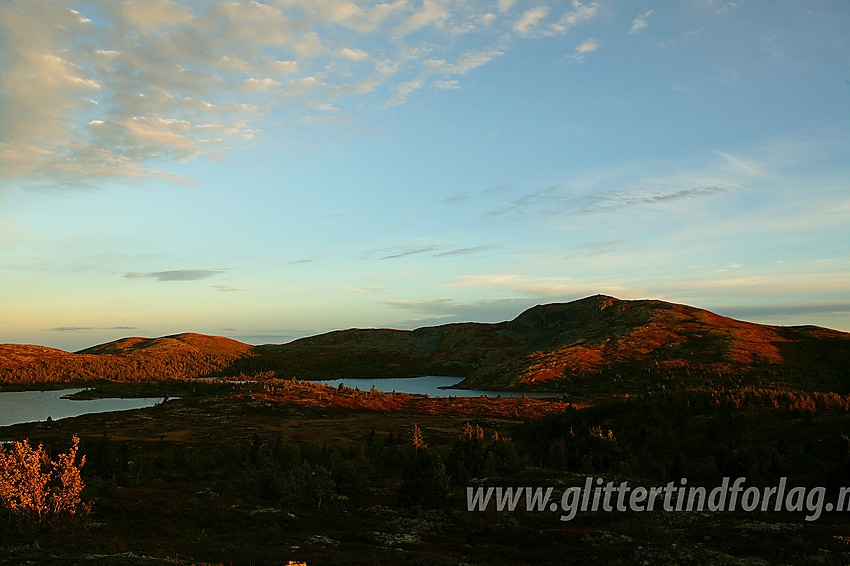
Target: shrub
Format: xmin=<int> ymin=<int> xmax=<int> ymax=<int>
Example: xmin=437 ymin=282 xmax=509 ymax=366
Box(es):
xmin=0 ymin=436 xmax=88 ymax=531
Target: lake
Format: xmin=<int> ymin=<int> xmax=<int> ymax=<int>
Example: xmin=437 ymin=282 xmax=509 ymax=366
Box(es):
xmin=0 ymin=378 xmax=551 ymax=430
xmin=314 ymin=376 xmax=554 ymax=398
xmin=0 ymin=388 xmax=171 ymax=428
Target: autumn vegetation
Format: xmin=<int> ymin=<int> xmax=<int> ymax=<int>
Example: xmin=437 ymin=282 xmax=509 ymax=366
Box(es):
xmin=1 ymin=376 xmax=850 ymax=563
xmin=0 ymin=436 xmax=88 ymax=532
xmin=2 ymin=296 xmax=850 ymax=563
xmin=2 ymin=296 xmax=848 ymax=396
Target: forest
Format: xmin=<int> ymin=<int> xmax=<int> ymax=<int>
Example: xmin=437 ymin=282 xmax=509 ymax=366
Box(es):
xmin=3 ymin=380 xmax=850 ymax=564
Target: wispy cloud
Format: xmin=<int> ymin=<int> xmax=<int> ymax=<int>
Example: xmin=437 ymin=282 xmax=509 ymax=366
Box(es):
xmin=384 ymin=296 xmax=546 ymax=327
xmin=560 ymin=185 xmax=730 ymax=216
xmin=362 ymin=245 xmax=440 ymax=260
xmin=443 ymin=184 xmax=514 ymax=204
xmin=432 ymin=245 xmax=498 ymax=258
xmin=386 ymin=297 xmax=456 ymax=310
xmin=348 ymin=286 xmax=383 ymax=294
xmin=446 ymin=274 xmax=634 ymax=299
xmin=571 ymin=239 xmax=630 ymax=253
xmin=630 ymin=10 xmax=653 ymax=34
xmin=485 ymin=183 xmax=730 ymax=218
xmin=513 ymin=1 xmax=599 ymax=37
xmin=513 ymin=6 xmax=549 ymax=36
xmin=718 ymin=302 xmax=850 ymax=320
xmin=49 ymin=325 xmax=138 ymax=332
xmin=0 ymin=0 xmax=601 ymax=187
xmin=570 ymin=38 xmax=602 ymax=62
xmin=123 ymin=269 xmax=226 ymax=282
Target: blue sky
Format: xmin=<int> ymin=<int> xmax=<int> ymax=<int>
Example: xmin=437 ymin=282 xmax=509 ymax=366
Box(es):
xmin=1 ymin=0 xmax=849 ymax=351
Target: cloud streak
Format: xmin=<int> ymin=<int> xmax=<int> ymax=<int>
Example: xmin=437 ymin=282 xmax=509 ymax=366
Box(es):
xmin=123 ymin=269 xmax=226 ymax=282
xmin=362 ymin=245 xmax=440 ymax=260
xmin=718 ymin=302 xmax=850 ymax=320
xmin=49 ymin=325 xmax=138 ymax=332
xmin=486 ymin=184 xmax=730 ymax=218
xmin=432 ymin=245 xmax=498 ymax=257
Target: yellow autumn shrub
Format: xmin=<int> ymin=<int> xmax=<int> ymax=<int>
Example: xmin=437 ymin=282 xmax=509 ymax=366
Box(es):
xmin=0 ymin=435 xmax=88 ymax=529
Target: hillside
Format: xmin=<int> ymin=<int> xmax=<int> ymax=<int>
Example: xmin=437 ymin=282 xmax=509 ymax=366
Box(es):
xmin=0 ymin=333 xmax=253 ymax=384
xmin=244 ymin=295 xmax=850 ymax=393
xmin=2 ymin=295 xmax=849 ymax=393
xmin=461 ymin=296 xmax=850 ymax=393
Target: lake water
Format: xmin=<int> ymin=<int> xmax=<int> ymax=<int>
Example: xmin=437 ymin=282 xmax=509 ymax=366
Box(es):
xmin=314 ymin=376 xmax=553 ymax=398
xmin=0 ymin=389 xmax=171 ymax=428
xmin=0 ymin=378 xmax=551 ymax=430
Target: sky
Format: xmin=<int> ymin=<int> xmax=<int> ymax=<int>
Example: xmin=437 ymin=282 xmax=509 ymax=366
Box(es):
xmin=1 ymin=0 xmax=849 ymax=352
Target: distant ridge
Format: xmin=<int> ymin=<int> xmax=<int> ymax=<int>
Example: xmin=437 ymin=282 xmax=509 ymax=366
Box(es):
xmin=78 ymin=332 xmax=252 ymax=357
xmin=2 ymin=295 xmax=849 ymax=394
xmin=0 ymin=333 xmax=251 ymax=384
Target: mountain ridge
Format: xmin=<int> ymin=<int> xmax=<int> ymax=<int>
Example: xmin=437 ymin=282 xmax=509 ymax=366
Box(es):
xmin=2 ymin=295 xmax=849 ymax=394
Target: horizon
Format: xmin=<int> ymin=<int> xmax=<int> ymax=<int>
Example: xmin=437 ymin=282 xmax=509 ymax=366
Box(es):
xmin=7 ymin=293 xmax=849 ymax=353
xmin=2 ymin=1 xmax=849 ymax=352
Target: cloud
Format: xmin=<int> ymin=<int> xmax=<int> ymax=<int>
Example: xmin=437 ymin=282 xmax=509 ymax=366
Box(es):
xmin=570 ymin=38 xmax=601 ymax=62
xmin=717 ymin=302 xmax=850 ymax=320
xmin=428 ymin=49 xmax=505 ymax=75
xmin=510 ymin=2 xmax=599 ymax=38
xmin=446 ymin=274 xmax=634 ymax=299
xmin=443 ymin=184 xmax=514 ymax=204
xmin=630 ymin=10 xmax=653 ymax=34
xmin=713 ymin=2 xmax=738 ymax=15
xmin=434 ymin=80 xmax=459 ymax=89
xmin=49 ymin=325 xmax=139 ymax=332
xmin=228 ymin=329 xmax=318 ymax=345
xmin=571 ymin=239 xmax=630 ymax=252
xmin=337 ymin=47 xmax=369 ymax=61
xmin=552 ymin=1 xmax=599 ymax=34
xmin=387 ymin=297 xmax=455 ymax=309
xmin=348 ymin=286 xmax=383 ymax=294
xmin=0 ymin=0 xmax=602 ymax=187
xmin=486 ymin=184 xmax=730 ymax=218
xmin=362 ymin=245 xmax=440 ymax=260
xmin=238 ymin=77 xmax=282 ymax=92
xmin=432 ymin=245 xmax=498 ymax=257
xmin=117 ymin=0 xmax=195 ymax=30
xmin=513 ymin=6 xmax=549 ymax=36
xmin=384 ymin=296 xmax=546 ymax=327
xmin=123 ymin=269 xmax=226 ymax=282
xmin=397 ymin=0 xmax=449 ymax=35
xmin=560 ymin=185 xmax=730 ymax=216
xmin=715 ymin=152 xmax=770 ymax=178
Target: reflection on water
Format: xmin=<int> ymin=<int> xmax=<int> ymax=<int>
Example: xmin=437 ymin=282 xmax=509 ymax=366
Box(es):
xmin=0 ymin=388 xmax=171 ymax=428
xmin=314 ymin=376 xmax=553 ymax=398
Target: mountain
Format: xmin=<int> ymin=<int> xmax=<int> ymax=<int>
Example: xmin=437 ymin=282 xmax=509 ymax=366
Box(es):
xmin=0 ymin=333 xmax=252 ymax=384
xmin=2 ymin=296 xmax=849 ymax=394
xmin=78 ymin=332 xmax=252 ymax=357
xmin=245 ymin=294 xmax=850 ymax=393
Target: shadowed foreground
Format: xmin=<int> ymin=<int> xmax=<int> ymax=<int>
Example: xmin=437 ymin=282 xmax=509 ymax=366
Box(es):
xmin=3 ymin=380 xmax=850 ymax=565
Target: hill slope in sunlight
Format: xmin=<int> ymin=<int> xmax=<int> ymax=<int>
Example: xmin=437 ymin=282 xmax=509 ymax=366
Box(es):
xmin=242 ymin=295 xmax=850 ymax=393
xmin=0 ymin=333 xmax=253 ymax=384
xmin=2 ymin=296 xmax=849 ymax=394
